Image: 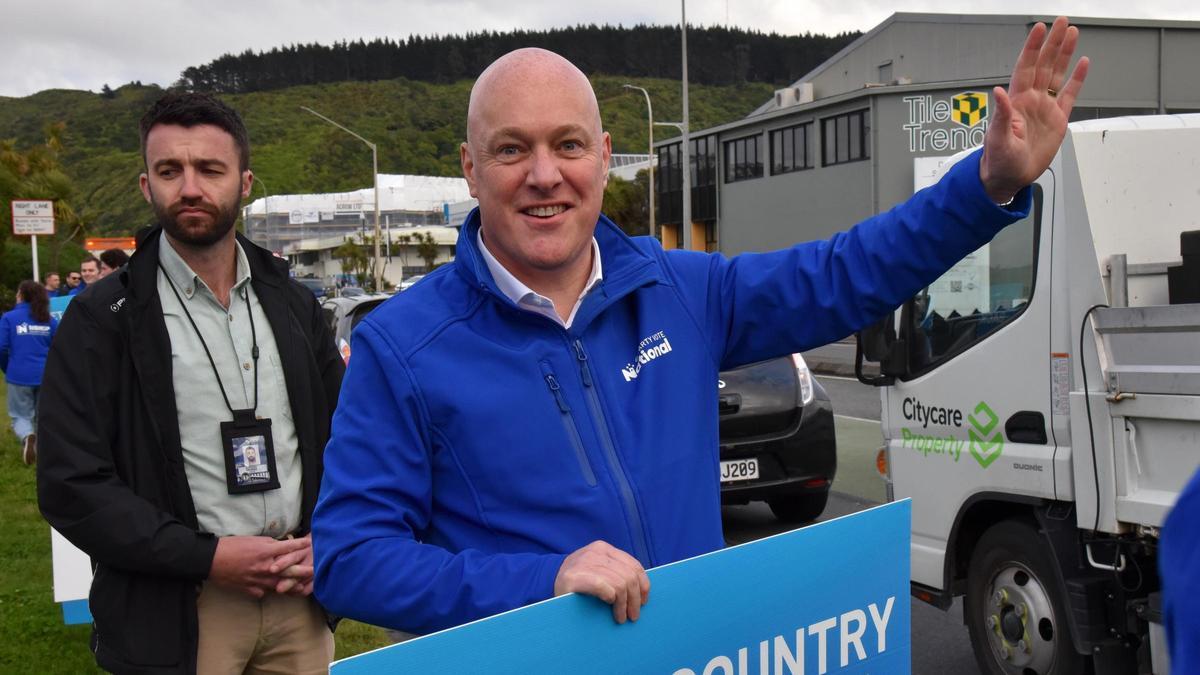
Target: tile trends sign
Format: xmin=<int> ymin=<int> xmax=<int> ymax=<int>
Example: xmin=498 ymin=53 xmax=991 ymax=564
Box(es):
xmin=903 ymin=91 xmax=990 ymax=153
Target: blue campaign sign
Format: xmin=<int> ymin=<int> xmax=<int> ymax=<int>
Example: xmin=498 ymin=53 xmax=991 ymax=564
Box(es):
xmin=49 ymin=295 xmax=72 ymax=322
xmin=333 ymin=500 xmax=911 ymax=675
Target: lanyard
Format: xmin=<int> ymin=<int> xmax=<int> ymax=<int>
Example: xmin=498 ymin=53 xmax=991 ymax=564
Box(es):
xmin=159 ymin=263 xmax=259 ymax=419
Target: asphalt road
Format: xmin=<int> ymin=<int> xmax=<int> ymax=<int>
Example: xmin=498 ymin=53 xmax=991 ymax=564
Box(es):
xmin=719 ymin=374 xmax=982 ymax=675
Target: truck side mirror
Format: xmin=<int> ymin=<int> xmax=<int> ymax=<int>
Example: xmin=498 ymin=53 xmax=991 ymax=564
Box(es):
xmin=859 ymin=314 xmax=896 ymax=362
xmin=856 ymin=313 xmax=903 ymax=386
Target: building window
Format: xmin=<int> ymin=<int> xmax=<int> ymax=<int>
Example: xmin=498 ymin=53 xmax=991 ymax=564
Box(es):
xmin=723 ymin=135 xmax=763 ymax=183
xmin=770 ymin=123 xmax=813 ymax=175
xmin=821 ymin=109 xmax=870 ymax=166
xmin=657 ymin=136 xmax=718 ymax=228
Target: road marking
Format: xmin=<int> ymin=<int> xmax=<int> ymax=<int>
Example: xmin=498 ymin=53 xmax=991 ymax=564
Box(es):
xmin=835 ymin=414 xmax=880 ymax=424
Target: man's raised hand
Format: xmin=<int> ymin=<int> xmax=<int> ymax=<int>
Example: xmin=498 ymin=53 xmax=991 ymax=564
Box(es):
xmin=980 ymin=16 xmax=1090 ymax=203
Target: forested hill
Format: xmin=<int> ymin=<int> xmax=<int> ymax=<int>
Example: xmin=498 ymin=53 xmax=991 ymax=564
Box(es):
xmin=0 ymin=76 xmax=773 ymax=238
xmin=177 ymin=24 xmax=859 ymax=94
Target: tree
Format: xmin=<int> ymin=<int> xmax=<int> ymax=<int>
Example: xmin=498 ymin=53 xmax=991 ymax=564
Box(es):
xmin=100 ymin=84 xmax=116 ymax=99
xmin=1 ymin=123 xmax=88 ymax=290
xmin=332 ymin=237 xmax=368 ymax=287
xmin=414 ymin=231 xmax=440 ymax=272
xmin=602 ymin=170 xmax=650 ymax=237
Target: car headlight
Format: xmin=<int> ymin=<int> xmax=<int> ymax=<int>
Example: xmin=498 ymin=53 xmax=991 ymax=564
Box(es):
xmin=790 ymin=353 xmax=815 ymax=406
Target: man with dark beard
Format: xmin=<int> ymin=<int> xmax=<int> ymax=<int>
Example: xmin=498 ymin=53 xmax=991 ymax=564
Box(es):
xmin=36 ymin=93 xmax=344 ymax=674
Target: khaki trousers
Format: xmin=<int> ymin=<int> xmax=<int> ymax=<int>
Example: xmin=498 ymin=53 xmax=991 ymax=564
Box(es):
xmin=195 ymin=581 xmax=334 ymax=675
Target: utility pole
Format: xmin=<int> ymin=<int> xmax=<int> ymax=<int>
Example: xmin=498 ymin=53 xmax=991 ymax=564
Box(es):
xmin=622 ymin=84 xmax=656 ymax=240
xmin=300 ymin=106 xmax=384 ymax=291
xmin=680 ymin=0 xmax=692 ymax=250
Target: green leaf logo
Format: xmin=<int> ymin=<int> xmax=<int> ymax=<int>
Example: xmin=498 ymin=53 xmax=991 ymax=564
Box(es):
xmin=968 ymin=401 xmax=1003 ymax=468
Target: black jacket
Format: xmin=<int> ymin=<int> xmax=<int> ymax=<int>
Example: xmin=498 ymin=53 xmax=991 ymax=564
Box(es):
xmin=37 ymin=227 xmax=344 ymax=674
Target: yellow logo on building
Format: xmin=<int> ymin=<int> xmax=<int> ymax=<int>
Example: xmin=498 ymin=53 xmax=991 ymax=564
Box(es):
xmin=952 ymin=92 xmax=988 ymax=127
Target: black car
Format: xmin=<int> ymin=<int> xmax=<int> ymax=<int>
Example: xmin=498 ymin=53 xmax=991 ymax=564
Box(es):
xmin=327 ymin=298 xmax=836 ymax=523
xmin=718 ymin=354 xmax=836 ymax=523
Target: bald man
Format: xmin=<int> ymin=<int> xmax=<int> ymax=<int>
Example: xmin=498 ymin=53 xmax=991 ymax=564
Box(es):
xmin=314 ymin=20 xmax=1088 ymax=635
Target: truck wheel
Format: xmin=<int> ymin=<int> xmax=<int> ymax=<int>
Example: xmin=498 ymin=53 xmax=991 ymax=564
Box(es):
xmin=964 ymin=520 xmax=1086 ymax=675
xmin=767 ymin=491 xmax=829 ymax=523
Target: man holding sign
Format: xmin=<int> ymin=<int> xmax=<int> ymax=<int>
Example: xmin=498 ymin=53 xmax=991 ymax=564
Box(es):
xmin=313 ymin=18 xmax=1088 ymax=635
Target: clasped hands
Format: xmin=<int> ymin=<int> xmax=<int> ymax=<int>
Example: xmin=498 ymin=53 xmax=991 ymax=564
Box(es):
xmin=209 ymin=533 xmax=316 ymax=598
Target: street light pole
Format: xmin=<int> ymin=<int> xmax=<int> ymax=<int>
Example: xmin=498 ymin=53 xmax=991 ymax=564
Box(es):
xmin=300 ymin=106 xmax=383 ymax=292
xmin=622 ymin=84 xmax=656 ymax=240
xmin=680 ymin=0 xmax=692 ymax=251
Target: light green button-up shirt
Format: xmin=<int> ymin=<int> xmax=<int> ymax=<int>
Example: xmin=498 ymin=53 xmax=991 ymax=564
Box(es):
xmin=158 ymin=236 xmax=302 ymax=537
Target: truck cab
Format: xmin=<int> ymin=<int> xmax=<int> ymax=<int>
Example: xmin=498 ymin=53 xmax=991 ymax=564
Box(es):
xmin=857 ymin=114 xmax=1200 ymax=675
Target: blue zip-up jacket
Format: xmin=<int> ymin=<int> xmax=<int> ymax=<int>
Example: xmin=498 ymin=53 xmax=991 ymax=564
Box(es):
xmin=0 ymin=302 xmax=57 ymax=386
xmin=312 ymin=149 xmax=1030 ymax=634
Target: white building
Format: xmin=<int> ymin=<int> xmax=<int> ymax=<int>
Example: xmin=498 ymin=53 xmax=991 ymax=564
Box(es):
xmin=284 ymin=226 xmax=459 ymax=289
xmin=242 ymin=174 xmax=472 ymax=255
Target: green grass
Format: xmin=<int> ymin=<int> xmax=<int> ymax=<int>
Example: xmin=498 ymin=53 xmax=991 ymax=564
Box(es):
xmin=0 ymin=380 xmax=392 ymax=670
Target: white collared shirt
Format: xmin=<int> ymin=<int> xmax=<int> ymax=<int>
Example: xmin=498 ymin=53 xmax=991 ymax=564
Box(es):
xmin=476 ymin=229 xmax=603 ymax=329
xmin=158 ymin=235 xmax=301 ymax=538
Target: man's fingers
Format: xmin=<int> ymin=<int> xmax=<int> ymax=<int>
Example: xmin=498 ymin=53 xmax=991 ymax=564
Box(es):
xmin=269 ymin=548 xmax=310 ymax=574
xmin=279 ymin=564 xmax=314 ymax=579
xmin=554 ymin=540 xmax=650 ymax=624
xmin=1050 ymin=26 xmax=1079 ymax=92
xmin=273 ymin=536 xmax=311 ymax=554
xmin=991 ymin=86 xmax=1013 ymax=132
xmin=625 ymin=572 xmax=642 ymax=622
xmin=1032 ymin=17 xmax=1069 ymax=91
xmin=276 ymin=578 xmax=298 ymax=594
xmin=1056 ymin=57 xmax=1090 ymax=117
xmin=1010 ymin=21 xmax=1047 ymax=93
xmin=610 ymin=573 xmax=629 ymax=624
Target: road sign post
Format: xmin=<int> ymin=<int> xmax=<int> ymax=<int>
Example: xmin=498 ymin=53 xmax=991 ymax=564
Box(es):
xmin=11 ymin=200 xmax=56 ymax=282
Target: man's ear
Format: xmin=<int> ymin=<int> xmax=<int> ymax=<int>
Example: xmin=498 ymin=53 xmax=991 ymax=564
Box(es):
xmin=139 ymin=173 xmax=153 ymax=204
xmin=460 ymin=142 xmax=478 ymax=198
xmin=242 ymin=170 xmax=254 ymax=199
xmin=601 ymin=132 xmax=612 ymax=188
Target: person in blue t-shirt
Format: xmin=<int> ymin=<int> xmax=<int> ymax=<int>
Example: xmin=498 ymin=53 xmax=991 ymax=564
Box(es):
xmin=0 ymin=280 xmax=58 ymax=465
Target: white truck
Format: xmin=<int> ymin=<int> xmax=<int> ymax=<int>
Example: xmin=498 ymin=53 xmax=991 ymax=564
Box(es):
xmin=856 ymin=114 xmax=1200 ymax=675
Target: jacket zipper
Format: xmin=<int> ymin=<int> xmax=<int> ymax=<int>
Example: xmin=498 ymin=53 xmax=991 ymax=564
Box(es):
xmin=573 ymin=339 xmax=652 ymax=566
xmin=540 ymin=363 xmax=597 ymax=487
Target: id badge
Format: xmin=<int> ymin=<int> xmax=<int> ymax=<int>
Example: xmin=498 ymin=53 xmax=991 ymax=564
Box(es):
xmin=220 ymin=410 xmax=281 ymax=494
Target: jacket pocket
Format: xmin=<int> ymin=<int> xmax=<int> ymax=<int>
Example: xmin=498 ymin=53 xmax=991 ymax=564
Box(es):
xmin=89 ymin=564 xmax=185 ymax=668
xmin=539 ymin=360 xmax=597 ymax=487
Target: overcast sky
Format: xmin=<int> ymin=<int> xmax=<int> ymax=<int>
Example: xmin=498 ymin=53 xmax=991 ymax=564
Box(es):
xmin=4 ymin=0 xmax=1199 ymax=98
